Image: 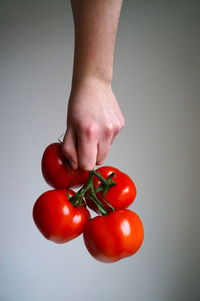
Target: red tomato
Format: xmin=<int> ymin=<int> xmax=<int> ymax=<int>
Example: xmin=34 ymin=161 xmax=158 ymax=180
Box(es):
xmin=86 ymin=166 xmax=137 ymax=213
xmin=41 ymin=142 xmax=89 ymax=188
xmin=83 ymin=209 xmax=144 ymax=263
xmin=33 ymin=189 xmax=90 ymax=243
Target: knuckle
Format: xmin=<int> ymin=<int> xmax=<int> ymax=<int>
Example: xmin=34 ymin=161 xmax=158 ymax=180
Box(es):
xmin=82 ymin=124 xmax=98 ymax=139
xmin=115 ymin=123 xmax=121 ymax=133
xmin=115 ymin=119 xmax=125 ymax=132
xmin=121 ymin=118 xmax=126 ymax=129
xmin=113 ymin=123 xmax=121 ymax=134
xmin=104 ymin=123 xmax=114 ymax=137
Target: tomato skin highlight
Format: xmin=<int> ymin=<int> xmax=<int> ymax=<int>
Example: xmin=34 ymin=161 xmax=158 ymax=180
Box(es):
xmin=33 ymin=189 xmax=90 ymax=243
xmin=87 ymin=166 xmax=137 ymax=213
xmin=83 ymin=209 xmax=144 ymax=263
xmin=41 ymin=142 xmax=89 ymax=189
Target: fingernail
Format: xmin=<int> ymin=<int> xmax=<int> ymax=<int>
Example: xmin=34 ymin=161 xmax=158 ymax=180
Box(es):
xmin=96 ymin=161 xmax=104 ymax=166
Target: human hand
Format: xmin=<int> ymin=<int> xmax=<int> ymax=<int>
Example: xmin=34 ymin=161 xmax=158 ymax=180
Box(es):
xmin=62 ymin=79 xmax=125 ymax=171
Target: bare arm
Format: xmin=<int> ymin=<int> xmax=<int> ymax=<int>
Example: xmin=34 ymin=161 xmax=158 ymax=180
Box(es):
xmin=62 ymin=0 xmax=124 ymax=171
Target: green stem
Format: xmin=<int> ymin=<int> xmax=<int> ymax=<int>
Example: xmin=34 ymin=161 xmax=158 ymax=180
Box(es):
xmin=95 ymin=181 xmax=116 ymax=194
xmin=92 ymin=171 xmax=116 ymax=196
xmin=106 ymin=172 xmax=116 ymax=183
xmin=69 ymin=175 xmax=92 ymax=207
xmin=92 ymin=170 xmax=108 ymax=185
xmin=69 ymin=171 xmax=108 ymax=215
xmin=88 ymin=180 xmax=108 ymax=216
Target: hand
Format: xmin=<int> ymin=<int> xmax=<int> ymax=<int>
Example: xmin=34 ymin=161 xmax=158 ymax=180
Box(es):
xmin=62 ymin=78 xmax=125 ymax=171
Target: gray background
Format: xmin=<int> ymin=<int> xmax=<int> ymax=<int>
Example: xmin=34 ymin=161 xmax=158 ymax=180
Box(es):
xmin=0 ymin=0 xmax=200 ymax=300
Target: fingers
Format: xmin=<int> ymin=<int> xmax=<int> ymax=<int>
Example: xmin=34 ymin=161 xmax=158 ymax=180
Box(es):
xmin=76 ymin=125 xmax=98 ymax=171
xmin=62 ymin=120 xmax=125 ymax=171
xmin=96 ymin=124 xmax=113 ymax=165
xmin=62 ymin=125 xmax=99 ymax=171
xmin=96 ymin=141 xmax=111 ymax=165
xmin=96 ymin=121 xmax=123 ymax=165
xmin=62 ymin=127 xmax=78 ymax=170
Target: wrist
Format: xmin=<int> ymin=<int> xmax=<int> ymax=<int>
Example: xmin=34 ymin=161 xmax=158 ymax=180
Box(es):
xmin=71 ymin=72 xmax=112 ymax=91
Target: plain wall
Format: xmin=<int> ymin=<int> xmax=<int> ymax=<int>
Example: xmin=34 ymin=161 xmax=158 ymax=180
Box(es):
xmin=0 ymin=0 xmax=200 ymax=300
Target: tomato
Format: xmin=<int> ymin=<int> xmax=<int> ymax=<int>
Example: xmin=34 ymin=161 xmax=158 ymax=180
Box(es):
xmin=33 ymin=189 xmax=90 ymax=243
xmin=83 ymin=209 xmax=144 ymax=263
xmin=41 ymin=142 xmax=89 ymax=188
xmin=86 ymin=166 xmax=137 ymax=213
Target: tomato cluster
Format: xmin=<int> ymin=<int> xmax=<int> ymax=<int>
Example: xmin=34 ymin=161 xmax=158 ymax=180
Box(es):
xmin=32 ymin=142 xmax=144 ymax=263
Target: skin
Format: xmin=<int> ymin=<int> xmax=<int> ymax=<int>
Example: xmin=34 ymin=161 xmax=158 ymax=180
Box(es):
xmin=62 ymin=0 xmax=125 ymax=171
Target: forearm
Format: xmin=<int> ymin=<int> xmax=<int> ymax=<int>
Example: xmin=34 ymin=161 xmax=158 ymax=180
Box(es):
xmin=70 ymin=0 xmax=123 ymax=86
xmin=63 ymin=0 xmax=124 ymax=170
